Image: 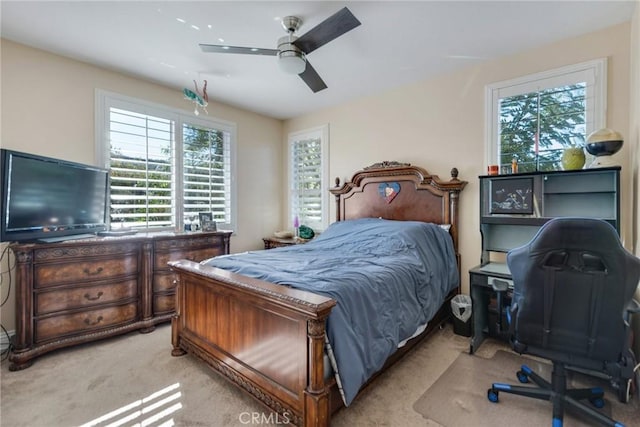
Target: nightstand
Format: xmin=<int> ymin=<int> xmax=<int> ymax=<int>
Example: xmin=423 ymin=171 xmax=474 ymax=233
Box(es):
xmin=262 ymin=236 xmax=298 ymax=249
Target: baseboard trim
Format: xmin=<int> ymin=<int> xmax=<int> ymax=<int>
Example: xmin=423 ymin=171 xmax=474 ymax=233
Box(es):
xmin=1 ymin=329 xmax=15 ymax=353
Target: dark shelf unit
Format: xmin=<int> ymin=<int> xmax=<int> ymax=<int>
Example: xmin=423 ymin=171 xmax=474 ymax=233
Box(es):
xmin=469 ymin=167 xmax=621 ymax=354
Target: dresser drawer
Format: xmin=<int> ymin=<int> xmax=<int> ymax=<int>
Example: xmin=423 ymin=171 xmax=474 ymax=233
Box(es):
xmin=153 ymin=272 xmax=177 ymax=293
xmin=154 ymin=247 xmax=223 ymax=272
xmin=34 ymin=257 xmax=138 ymax=288
xmin=153 ymin=293 xmax=176 ymax=314
xmin=35 ymin=302 xmax=138 ymax=344
xmin=35 ymin=279 xmax=138 ymax=315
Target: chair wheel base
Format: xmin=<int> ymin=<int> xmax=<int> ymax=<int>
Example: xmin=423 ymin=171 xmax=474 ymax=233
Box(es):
xmin=517 ymin=370 xmax=529 ymax=383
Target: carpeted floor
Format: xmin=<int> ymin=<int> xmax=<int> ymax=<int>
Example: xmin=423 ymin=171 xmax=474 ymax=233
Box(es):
xmin=0 ymin=323 xmax=637 ymax=426
xmin=413 ymin=349 xmax=640 ymax=426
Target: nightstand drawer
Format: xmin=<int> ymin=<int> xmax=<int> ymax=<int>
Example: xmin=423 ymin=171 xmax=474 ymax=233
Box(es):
xmin=35 ymin=279 xmax=138 ymax=315
xmin=263 ymin=237 xmax=300 ymax=249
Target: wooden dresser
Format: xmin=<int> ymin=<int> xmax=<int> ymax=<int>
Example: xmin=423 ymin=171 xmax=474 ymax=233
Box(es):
xmin=8 ymin=230 xmax=232 ymax=370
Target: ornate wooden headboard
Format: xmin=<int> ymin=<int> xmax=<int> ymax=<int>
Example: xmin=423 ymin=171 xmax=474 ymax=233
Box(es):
xmin=329 ymin=161 xmax=467 ymax=252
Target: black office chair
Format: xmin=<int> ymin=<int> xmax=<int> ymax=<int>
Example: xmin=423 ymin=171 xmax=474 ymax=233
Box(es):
xmin=487 ymin=218 xmax=640 ymax=427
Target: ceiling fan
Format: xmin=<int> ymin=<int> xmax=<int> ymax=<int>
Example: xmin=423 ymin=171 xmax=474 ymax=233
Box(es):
xmin=199 ymin=7 xmax=361 ymax=93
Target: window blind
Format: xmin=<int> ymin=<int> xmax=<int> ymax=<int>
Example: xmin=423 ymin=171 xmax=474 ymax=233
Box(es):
xmin=98 ymin=91 xmax=237 ymax=232
xmin=290 ymin=136 xmax=323 ymax=230
xmin=109 ymin=107 xmax=174 ymax=228
xmin=182 ymin=123 xmax=231 ymax=225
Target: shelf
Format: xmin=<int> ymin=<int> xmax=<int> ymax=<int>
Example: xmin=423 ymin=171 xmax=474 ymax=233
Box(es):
xmin=481 ymin=217 xmax=545 ymax=225
xmin=543 ymin=190 xmax=616 ymax=195
xmin=481 ymin=216 xmax=616 ymax=225
xmin=478 ymin=166 xmax=620 ymax=179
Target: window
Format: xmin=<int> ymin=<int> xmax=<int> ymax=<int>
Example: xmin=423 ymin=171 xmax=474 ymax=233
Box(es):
xmin=182 ymin=123 xmax=232 ymax=226
xmin=288 ymin=125 xmax=329 ymax=232
xmin=486 ymin=59 xmax=606 ymax=172
xmin=96 ymin=90 xmax=236 ymax=232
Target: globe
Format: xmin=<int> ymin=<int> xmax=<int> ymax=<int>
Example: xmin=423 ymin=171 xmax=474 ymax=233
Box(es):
xmin=561 ymin=146 xmax=586 ymax=170
xmin=585 ymin=128 xmax=624 ymax=167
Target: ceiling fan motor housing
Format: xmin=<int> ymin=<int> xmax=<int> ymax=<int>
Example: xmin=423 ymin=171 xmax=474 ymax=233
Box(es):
xmin=278 ymin=34 xmax=304 ymax=57
xmin=277 ymin=34 xmax=306 ymax=74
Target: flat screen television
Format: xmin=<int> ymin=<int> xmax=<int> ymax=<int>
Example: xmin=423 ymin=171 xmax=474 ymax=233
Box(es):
xmin=1 ymin=149 xmax=109 ymax=243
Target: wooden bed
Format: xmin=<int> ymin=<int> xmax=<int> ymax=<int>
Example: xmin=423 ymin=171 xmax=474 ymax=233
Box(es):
xmin=169 ymin=161 xmax=467 ymax=426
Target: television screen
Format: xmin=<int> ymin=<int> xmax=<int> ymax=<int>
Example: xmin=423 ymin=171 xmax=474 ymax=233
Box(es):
xmin=1 ymin=149 xmax=109 ymax=242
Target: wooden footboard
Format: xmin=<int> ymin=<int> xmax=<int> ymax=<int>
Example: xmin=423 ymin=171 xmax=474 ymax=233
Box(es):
xmin=169 ymin=259 xmax=336 ymax=426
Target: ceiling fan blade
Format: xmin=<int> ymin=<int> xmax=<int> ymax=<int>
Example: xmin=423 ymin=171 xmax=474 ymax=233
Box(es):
xmin=293 ymin=7 xmax=361 ymax=54
xmin=199 ymin=44 xmax=278 ymax=56
xmin=299 ymin=61 xmax=327 ymax=93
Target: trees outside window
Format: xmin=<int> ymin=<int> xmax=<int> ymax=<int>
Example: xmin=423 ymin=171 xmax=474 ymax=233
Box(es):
xmin=486 ymin=59 xmax=606 ymax=172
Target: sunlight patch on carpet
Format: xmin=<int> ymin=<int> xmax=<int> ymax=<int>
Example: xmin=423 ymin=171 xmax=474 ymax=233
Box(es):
xmin=78 ymin=382 xmax=182 ymax=427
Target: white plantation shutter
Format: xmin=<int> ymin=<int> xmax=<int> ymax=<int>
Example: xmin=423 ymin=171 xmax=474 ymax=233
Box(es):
xmin=182 ymin=123 xmax=231 ymax=225
xmin=289 ymin=125 xmax=329 ymax=232
xmin=97 ymin=91 xmax=236 ymax=232
xmin=109 ymin=108 xmax=174 ymax=228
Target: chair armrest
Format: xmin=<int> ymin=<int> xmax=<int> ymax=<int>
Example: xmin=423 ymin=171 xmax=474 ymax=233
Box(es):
xmin=623 ymin=299 xmax=639 ymax=326
xmin=491 ymin=279 xmax=510 ymax=293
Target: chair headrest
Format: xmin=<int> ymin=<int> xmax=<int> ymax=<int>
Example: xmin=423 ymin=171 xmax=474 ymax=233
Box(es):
xmin=527 ymin=218 xmax=621 ymax=255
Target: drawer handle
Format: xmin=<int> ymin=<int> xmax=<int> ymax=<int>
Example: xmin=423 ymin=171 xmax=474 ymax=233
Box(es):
xmin=84 ymin=316 xmax=103 ymax=326
xmin=83 ymin=267 xmax=104 ymax=276
xmin=84 ymin=291 xmax=104 ymax=301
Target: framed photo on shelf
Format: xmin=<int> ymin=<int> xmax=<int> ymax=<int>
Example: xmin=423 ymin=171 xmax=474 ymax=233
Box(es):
xmin=198 ymin=212 xmax=217 ymax=231
xmin=489 ymin=177 xmax=534 ymax=214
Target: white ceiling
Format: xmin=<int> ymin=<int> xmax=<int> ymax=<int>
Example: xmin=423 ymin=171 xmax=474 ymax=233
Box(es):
xmin=1 ymin=1 xmax=636 ymax=120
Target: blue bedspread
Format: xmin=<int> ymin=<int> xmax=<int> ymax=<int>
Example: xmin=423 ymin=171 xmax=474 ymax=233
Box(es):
xmin=202 ymin=218 xmax=459 ymax=405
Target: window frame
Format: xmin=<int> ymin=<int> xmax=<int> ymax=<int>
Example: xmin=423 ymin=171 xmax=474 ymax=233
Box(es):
xmin=95 ymin=89 xmax=237 ymax=232
xmin=485 ymin=58 xmax=607 ymax=169
xmin=287 ymin=124 xmax=329 ymax=232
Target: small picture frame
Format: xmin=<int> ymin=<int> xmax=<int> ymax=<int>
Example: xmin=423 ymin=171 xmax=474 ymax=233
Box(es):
xmin=490 ymin=177 xmax=534 ymax=214
xmin=198 ymin=212 xmax=217 ymax=231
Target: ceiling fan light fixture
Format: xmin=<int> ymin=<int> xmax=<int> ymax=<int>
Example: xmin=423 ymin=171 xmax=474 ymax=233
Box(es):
xmin=279 ymin=50 xmax=306 ymax=74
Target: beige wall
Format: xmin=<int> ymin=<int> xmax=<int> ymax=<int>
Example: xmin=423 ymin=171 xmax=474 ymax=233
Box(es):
xmin=284 ymin=22 xmax=633 ymax=298
xmin=0 ymin=39 xmax=284 ymax=332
